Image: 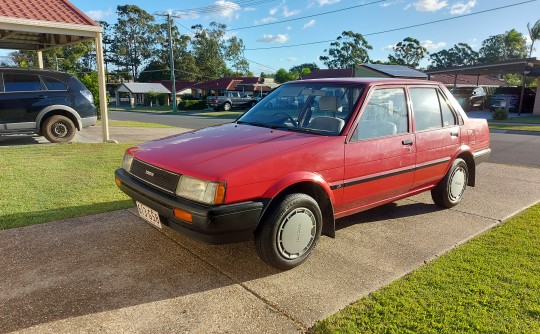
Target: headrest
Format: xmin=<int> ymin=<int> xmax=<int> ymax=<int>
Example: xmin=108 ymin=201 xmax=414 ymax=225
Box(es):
xmin=318 ymin=96 xmax=342 ymax=112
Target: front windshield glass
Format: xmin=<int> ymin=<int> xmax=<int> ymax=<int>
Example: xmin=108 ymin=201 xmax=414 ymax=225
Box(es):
xmin=237 ymin=82 xmax=365 ymax=136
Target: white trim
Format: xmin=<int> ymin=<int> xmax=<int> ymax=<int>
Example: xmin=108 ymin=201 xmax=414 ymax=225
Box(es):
xmin=0 ymin=17 xmax=102 ymax=37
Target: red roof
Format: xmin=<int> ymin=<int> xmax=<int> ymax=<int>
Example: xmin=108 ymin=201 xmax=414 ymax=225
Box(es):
xmin=429 ymin=73 xmax=505 ymax=86
xmin=192 ymin=77 xmax=243 ymax=90
xmin=155 ymin=80 xmax=196 ymax=92
xmin=0 ymin=0 xmax=98 ymax=26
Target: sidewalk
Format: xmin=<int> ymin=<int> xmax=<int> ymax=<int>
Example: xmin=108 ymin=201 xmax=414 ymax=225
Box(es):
xmin=2 ymin=163 xmax=540 ymax=333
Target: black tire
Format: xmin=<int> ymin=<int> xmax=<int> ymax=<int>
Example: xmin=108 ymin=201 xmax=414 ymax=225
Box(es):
xmin=255 ymin=193 xmax=322 ymax=270
xmin=42 ymin=115 xmax=76 ymax=143
xmin=222 ymin=102 xmax=232 ymax=111
xmin=431 ymin=158 xmax=468 ymax=208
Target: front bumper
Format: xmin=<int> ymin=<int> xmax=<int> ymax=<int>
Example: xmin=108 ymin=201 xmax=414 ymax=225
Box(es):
xmin=115 ymin=168 xmax=265 ymax=244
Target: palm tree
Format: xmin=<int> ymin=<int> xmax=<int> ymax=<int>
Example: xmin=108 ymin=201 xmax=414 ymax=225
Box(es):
xmin=527 ymin=19 xmax=540 ymax=57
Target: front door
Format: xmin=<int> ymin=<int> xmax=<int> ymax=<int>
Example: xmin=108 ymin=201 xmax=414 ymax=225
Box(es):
xmin=339 ymin=87 xmax=415 ymax=216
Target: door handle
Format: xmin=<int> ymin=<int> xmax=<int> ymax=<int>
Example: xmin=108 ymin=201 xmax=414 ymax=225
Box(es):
xmin=402 ymin=139 xmax=413 ymax=145
xmin=450 ymin=131 xmax=459 ymax=137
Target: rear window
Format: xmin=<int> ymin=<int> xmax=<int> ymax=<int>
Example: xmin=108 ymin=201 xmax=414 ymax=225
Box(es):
xmin=3 ymin=73 xmax=42 ymax=92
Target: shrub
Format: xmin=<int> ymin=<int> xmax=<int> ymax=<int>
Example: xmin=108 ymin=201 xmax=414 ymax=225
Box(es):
xmin=179 ymin=100 xmax=207 ymax=110
xmin=492 ymin=108 xmax=508 ymax=120
xmin=181 ymin=93 xmax=195 ymax=100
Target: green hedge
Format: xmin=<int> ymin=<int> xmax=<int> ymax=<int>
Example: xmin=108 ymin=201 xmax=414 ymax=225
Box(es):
xmin=179 ymin=100 xmax=207 ymax=110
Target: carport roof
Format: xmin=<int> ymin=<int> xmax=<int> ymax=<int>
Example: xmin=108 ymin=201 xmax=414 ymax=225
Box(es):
xmin=425 ymin=58 xmax=540 ymax=76
xmin=0 ymin=0 xmax=101 ymax=51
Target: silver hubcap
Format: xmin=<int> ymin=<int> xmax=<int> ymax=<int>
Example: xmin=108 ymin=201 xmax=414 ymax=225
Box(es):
xmin=449 ymin=166 xmax=466 ymax=202
xmin=52 ymin=122 xmax=68 ymax=138
xmin=277 ymin=208 xmax=316 ymax=260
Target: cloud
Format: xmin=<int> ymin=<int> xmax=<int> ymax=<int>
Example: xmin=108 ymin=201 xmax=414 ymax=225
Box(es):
xmin=450 ymin=0 xmax=477 ymax=15
xmin=384 ymin=44 xmax=396 ymax=51
xmin=288 ymin=57 xmax=298 ymax=61
xmin=269 ymin=4 xmax=280 ymax=15
xmin=255 ymin=16 xmax=278 ymax=24
xmin=257 ymin=34 xmax=289 ymax=43
xmin=420 ymin=40 xmax=447 ymax=50
xmin=86 ymin=9 xmax=113 ymax=21
xmin=282 ymin=6 xmax=301 ymax=17
xmin=412 ymin=0 xmax=448 ymax=12
xmin=380 ymin=0 xmax=403 ymax=8
xmin=244 ymin=7 xmax=256 ymax=12
xmin=303 ymin=19 xmax=316 ymax=29
xmin=317 ymin=0 xmax=341 ymax=5
xmin=212 ymin=0 xmax=241 ymax=19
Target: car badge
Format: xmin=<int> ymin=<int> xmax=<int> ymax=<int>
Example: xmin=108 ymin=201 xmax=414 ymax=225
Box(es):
xmin=145 ymin=170 xmax=155 ymax=177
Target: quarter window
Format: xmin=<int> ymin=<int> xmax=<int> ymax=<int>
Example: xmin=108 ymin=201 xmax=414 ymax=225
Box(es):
xmin=352 ymin=88 xmax=408 ymax=141
xmin=3 ymin=73 xmax=42 ymax=92
xmin=42 ymin=76 xmax=67 ymax=91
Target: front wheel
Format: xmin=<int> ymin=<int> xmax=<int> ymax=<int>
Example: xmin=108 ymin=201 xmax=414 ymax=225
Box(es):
xmin=42 ymin=115 xmax=77 ymax=143
xmin=255 ymin=193 xmax=322 ymax=270
xmin=431 ymin=158 xmax=468 ymax=208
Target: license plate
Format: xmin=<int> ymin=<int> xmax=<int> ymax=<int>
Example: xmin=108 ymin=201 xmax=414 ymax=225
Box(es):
xmin=136 ymin=201 xmax=162 ymax=229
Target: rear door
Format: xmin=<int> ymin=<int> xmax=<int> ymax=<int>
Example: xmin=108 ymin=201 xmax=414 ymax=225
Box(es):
xmin=0 ymin=73 xmax=47 ymax=129
xmin=340 ymin=86 xmax=415 ymax=215
xmin=409 ymin=86 xmax=462 ymax=190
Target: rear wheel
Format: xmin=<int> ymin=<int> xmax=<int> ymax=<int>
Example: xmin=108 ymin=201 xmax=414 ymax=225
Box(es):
xmin=255 ymin=193 xmax=322 ymax=270
xmin=431 ymin=158 xmax=468 ymax=208
xmin=222 ymin=102 xmax=232 ymax=111
xmin=42 ymin=115 xmax=76 ymax=143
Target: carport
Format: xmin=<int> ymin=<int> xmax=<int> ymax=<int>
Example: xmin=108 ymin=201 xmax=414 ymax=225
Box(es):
xmin=426 ymin=58 xmax=540 ymax=115
xmin=0 ymin=0 xmax=112 ymax=142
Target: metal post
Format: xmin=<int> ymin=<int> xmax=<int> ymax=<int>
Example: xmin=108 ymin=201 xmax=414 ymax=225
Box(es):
xmin=518 ymin=72 xmax=526 ymax=116
xmin=167 ymin=13 xmax=177 ymax=112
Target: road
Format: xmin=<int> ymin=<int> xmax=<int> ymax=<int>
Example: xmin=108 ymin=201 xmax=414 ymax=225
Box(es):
xmin=108 ymin=109 xmax=235 ymax=129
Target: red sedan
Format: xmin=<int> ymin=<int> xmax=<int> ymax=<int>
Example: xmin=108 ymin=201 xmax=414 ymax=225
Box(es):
xmin=115 ymin=78 xmax=491 ymax=270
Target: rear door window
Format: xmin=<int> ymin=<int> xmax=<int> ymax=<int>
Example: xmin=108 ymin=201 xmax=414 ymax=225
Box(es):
xmin=3 ymin=73 xmax=43 ymax=92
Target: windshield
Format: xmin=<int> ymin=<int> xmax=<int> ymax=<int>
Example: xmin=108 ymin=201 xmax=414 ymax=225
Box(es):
xmin=237 ymin=82 xmax=365 ymax=136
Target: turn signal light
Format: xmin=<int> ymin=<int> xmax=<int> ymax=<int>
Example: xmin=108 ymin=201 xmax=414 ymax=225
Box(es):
xmin=174 ymin=208 xmax=193 ymax=223
xmin=115 ymin=177 xmax=122 ymax=187
xmin=215 ymin=183 xmax=226 ymax=205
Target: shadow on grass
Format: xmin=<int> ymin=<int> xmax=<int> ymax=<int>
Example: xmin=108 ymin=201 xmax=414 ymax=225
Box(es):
xmin=0 ymin=200 xmax=134 ymax=230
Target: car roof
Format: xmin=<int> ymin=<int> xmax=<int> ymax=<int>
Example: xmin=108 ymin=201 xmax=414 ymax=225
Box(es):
xmin=291 ymin=77 xmax=442 ymax=87
xmin=0 ymin=67 xmax=72 ymax=77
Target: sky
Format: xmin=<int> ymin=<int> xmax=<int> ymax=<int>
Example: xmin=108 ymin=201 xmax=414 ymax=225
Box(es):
xmin=5 ymin=0 xmax=540 ymax=75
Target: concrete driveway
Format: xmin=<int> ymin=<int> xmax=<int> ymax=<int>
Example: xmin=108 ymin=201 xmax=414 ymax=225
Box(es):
xmin=2 ymin=162 xmax=540 ymax=333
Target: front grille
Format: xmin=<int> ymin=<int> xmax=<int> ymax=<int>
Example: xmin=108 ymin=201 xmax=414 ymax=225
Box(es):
xmin=130 ymin=159 xmax=180 ymax=194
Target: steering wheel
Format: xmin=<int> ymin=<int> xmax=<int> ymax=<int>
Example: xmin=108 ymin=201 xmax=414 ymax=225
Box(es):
xmin=274 ymin=112 xmax=298 ymax=127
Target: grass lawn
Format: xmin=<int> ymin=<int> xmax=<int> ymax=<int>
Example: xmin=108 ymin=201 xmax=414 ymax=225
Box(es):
xmin=488 ymin=115 xmax=540 ymax=132
xmin=313 ymin=203 xmax=540 ymax=333
xmin=110 ymin=105 xmax=245 ymax=118
xmin=0 ymin=143 xmax=134 ymax=230
xmin=489 ymin=115 xmax=540 ymax=124
xmin=109 ymin=105 xmax=174 ymax=113
xmin=489 ymin=124 xmax=540 ymax=132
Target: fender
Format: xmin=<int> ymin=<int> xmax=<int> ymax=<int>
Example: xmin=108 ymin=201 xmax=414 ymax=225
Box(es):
xmin=36 ymin=105 xmax=82 ymax=131
xmin=262 ymin=171 xmax=337 ymax=238
xmin=455 ymin=144 xmax=476 ymax=187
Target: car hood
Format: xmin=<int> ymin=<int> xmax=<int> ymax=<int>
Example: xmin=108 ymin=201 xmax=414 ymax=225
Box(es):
xmin=130 ymin=123 xmax=325 ymax=180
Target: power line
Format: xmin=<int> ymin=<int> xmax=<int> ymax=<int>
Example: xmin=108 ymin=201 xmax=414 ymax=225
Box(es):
xmin=245 ymin=0 xmax=538 ymax=51
xmin=227 ymin=0 xmax=387 ymax=32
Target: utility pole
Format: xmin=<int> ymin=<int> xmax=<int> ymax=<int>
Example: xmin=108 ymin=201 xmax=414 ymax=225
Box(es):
xmin=166 ymin=13 xmax=177 ymax=112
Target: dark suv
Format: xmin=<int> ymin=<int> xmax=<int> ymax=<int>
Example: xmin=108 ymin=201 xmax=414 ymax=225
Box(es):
xmin=0 ymin=68 xmax=97 ymax=143
xmin=489 ymin=86 xmax=536 ymax=113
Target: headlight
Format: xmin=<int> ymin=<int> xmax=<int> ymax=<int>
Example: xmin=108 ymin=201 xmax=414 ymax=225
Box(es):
xmin=176 ymin=175 xmax=226 ymax=205
xmin=121 ymin=152 xmax=134 ymax=172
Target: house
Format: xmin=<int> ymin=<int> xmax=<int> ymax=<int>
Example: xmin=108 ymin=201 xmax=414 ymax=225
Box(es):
xmin=190 ymin=77 xmax=277 ymax=98
xmin=154 ymin=80 xmax=196 ymax=104
xmin=114 ymin=82 xmax=171 ymax=107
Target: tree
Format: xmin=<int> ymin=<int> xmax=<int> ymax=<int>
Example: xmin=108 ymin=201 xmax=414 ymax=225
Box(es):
xmin=429 ymin=43 xmax=478 ymax=69
xmin=110 ymin=5 xmax=157 ymax=80
xmin=191 ymin=22 xmax=228 ymax=79
xmin=138 ymin=60 xmax=169 ymax=82
xmin=289 ymin=63 xmax=319 ymax=74
xmin=527 ymin=19 xmax=540 ymax=57
xmin=479 ymin=29 xmax=527 ymax=62
xmin=301 ymin=68 xmax=311 ymax=78
xmin=387 ymin=37 xmax=427 ymax=68
xmin=319 ymin=31 xmax=372 ymax=69
xmin=225 ymin=36 xmax=250 ymax=76
xmin=275 ymin=68 xmax=299 ymax=83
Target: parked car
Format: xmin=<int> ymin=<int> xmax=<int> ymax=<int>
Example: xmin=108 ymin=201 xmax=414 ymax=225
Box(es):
xmin=115 ymin=78 xmax=491 ymax=270
xmin=252 ymin=91 xmax=269 ymax=102
xmin=489 ymin=86 xmax=536 ymax=113
xmin=450 ymin=86 xmax=486 ymax=111
xmin=206 ymin=91 xmax=256 ymax=111
xmin=0 ymin=67 xmax=97 ymax=143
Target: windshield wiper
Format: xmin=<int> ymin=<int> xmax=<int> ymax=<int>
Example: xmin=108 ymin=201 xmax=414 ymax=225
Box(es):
xmin=236 ymin=120 xmax=271 ymax=128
